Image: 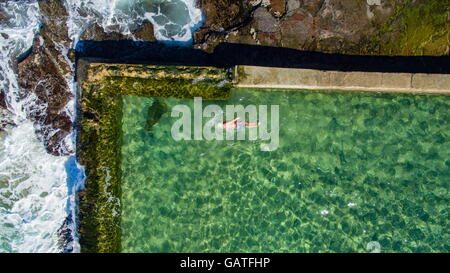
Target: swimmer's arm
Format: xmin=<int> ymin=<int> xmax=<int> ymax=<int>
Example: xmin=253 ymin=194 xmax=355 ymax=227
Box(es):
xmin=225 ymin=118 xmax=239 ymax=123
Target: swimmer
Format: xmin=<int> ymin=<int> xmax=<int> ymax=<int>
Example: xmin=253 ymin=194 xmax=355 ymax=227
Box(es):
xmin=219 ymin=117 xmax=260 ymax=130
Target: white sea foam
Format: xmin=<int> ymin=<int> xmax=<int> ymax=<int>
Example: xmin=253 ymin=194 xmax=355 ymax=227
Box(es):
xmin=0 ymin=0 xmax=203 ymax=253
xmin=0 ymin=1 xmax=69 ymax=253
xmin=0 ymin=122 xmax=68 ymax=253
xmin=65 ymin=0 xmax=203 ymax=44
xmin=0 ymin=1 xmax=40 ymax=120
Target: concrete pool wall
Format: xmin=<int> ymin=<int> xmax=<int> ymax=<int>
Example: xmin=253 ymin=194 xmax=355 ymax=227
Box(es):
xmin=76 ymin=61 xmax=232 ymax=252
xmin=235 ymin=66 xmax=450 ymax=94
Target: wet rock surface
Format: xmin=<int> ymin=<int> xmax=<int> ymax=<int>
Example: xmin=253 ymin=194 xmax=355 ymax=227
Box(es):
xmin=0 ymin=6 xmax=11 ymax=23
xmin=132 ymin=21 xmax=157 ymax=42
xmin=18 ymin=0 xmax=73 ymax=156
xmin=17 ymin=0 xmax=158 ymax=156
xmin=194 ymin=0 xmax=391 ymax=53
xmin=0 ymin=89 xmax=15 ymax=132
xmin=80 ymin=23 xmax=129 ymax=41
xmin=194 ymin=0 xmax=449 ymax=56
xmin=18 ymin=35 xmax=73 ymax=156
xmin=79 ymin=20 xmax=156 ymax=43
xmin=194 ymin=0 xmax=257 ymax=51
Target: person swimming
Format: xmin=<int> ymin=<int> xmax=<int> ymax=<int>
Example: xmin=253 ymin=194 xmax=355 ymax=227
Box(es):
xmin=219 ymin=117 xmax=260 ymax=130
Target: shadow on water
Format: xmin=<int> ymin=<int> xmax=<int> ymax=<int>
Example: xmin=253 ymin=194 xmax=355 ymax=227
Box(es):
xmin=76 ymin=40 xmax=450 ymax=74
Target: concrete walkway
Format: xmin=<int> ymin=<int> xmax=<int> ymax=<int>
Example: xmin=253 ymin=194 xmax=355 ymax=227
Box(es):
xmin=235 ymin=66 xmax=450 ymax=94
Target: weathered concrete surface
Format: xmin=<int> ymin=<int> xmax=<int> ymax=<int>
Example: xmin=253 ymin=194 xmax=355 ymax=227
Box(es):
xmin=235 ymin=65 xmax=450 ymax=94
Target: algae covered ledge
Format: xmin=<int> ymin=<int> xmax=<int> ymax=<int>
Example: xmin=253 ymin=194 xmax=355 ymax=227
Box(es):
xmin=75 ymin=60 xmax=232 ymax=253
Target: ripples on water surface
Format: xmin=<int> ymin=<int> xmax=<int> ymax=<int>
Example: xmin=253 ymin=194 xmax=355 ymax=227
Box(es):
xmin=121 ymin=89 xmax=449 ymax=253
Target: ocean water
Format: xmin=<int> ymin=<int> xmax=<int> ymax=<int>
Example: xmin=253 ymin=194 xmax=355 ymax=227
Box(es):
xmin=121 ymin=89 xmax=449 ymax=253
xmin=0 ymin=0 xmax=201 ymax=253
xmin=65 ymin=0 xmax=202 ymax=43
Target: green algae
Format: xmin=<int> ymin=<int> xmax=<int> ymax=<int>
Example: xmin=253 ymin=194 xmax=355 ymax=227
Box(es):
xmin=77 ymin=85 xmax=123 ymax=253
xmin=100 ymin=76 xmax=231 ymax=99
xmin=378 ymin=0 xmax=450 ymax=56
xmin=76 ymin=63 xmax=231 ymax=253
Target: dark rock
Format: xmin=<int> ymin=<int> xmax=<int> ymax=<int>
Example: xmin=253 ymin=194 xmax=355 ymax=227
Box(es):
xmin=80 ymin=23 xmax=128 ymax=41
xmin=39 ymin=0 xmax=70 ymax=44
xmin=0 ymin=6 xmax=12 ymax=23
xmin=18 ymin=37 xmax=71 ymax=114
xmin=0 ymin=90 xmax=15 ymax=132
xmin=18 ymin=35 xmax=73 ymax=155
xmin=0 ymin=110 xmax=15 ymax=132
xmin=132 ymin=21 xmax=156 ymax=42
xmin=1 ymin=85 xmax=15 ymax=132
xmin=0 ymin=89 xmax=7 ymax=109
xmin=38 ymin=0 xmax=72 ymax=74
xmin=18 ymin=0 xmax=74 ymax=156
xmin=199 ymin=0 xmax=254 ymax=31
xmin=194 ymin=0 xmax=256 ymax=51
xmin=194 ymin=0 xmax=434 ymax=55
xmin=57 ymin=216 xmax=75 ymax=253
xmin=40 ymin=26 xmax=73 ymax=75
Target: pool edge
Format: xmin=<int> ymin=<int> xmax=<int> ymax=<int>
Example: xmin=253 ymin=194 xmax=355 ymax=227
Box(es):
xmin=234 ymin=66 xmax=450 ymax=95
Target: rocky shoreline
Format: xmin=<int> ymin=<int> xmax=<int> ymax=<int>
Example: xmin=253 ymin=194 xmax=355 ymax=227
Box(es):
xmin=16 ymin=0 xmax=73 ymax=156
xmin=193 ymin=0 xmax=449 ymax=55
xmin=14 ymin=0 xmax=157 ymax=155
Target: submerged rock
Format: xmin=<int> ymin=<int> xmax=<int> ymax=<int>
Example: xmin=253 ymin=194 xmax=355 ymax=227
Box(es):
xmin=145 ymin=98 xmax=168 ymax=131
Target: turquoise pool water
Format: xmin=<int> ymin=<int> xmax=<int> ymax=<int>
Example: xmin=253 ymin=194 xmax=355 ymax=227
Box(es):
xmin=120 ymin=89 xmax=449 ymax=253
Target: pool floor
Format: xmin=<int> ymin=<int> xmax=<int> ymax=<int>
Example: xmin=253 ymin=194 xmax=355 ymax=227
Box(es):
xmin=120 ymin=89 xmax=449 ymax=253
